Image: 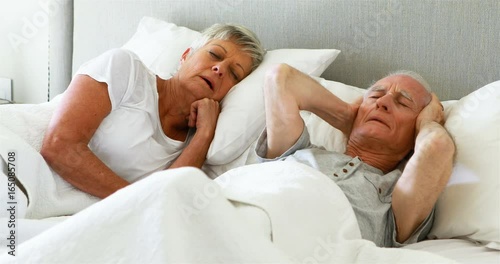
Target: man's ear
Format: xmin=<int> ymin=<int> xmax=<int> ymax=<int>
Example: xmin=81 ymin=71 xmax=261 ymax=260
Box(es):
xmin=180 ymin=48 xmax=192 ymax=63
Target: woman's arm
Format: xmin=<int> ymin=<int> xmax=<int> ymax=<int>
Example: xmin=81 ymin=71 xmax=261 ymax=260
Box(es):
xmin=262 ymin=63 xmax=358 ymax=159
xmin=40 ymin=75 xmax=129 ymax=199
xmin=168 ymin=98 xmax=220 ymax=169
xmin=391 ymin=94 xmax=455 ymax=243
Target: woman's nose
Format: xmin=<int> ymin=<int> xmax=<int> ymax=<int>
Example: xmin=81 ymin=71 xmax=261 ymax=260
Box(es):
xmin=212 ymin=65 xmax=223 ymax=77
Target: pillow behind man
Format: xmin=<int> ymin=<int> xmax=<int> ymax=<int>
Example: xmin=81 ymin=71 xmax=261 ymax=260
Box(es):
xmin=428 ymin=81 xmax=500 ymax=250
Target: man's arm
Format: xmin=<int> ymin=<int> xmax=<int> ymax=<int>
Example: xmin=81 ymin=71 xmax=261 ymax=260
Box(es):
xmin=391 ymin=94 xmax=455 ymax=243
xmin=263 ymin=64 xmax=358 ymax=158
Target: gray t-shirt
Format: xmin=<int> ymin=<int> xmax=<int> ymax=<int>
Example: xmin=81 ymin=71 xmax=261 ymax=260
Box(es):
xmin=255 ymin=127 xmax=434 ymax=248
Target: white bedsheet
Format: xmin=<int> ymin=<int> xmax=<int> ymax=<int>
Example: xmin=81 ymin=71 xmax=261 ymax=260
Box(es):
xmin=403 ymin=239 xmax=500 ymax=264
xmin=0 ymin=96 xmax=60 ymax=152
xmin=0 ymin=121 xmax=100 ymax=219
xmin=0 ymin=159 xmax=456 ymax=263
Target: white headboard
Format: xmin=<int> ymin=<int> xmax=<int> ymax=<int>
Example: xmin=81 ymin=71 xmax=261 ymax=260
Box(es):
xmin=49 ymin=0 xmax=500 ymax=100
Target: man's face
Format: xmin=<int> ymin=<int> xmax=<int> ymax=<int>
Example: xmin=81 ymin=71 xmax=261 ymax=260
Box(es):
xmin=350 ymin=75 xmax=431 ymax=155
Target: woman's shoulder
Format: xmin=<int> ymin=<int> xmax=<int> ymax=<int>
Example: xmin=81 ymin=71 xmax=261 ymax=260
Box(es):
xmin=100 ymin=48 xmax=141 ymax=64
xmin=107 ymin=48 xmax=154 ymax=76
xmin=78 ymin=48 xmax=139 ymax=73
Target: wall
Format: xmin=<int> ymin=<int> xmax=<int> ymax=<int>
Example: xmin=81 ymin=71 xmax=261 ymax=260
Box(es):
xmin=0 ymin=0 xmax=50 ymax=103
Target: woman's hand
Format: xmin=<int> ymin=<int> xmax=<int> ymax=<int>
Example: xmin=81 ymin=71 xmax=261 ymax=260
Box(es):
xmin=169 ymin=98 xmax=220 ymax=169
xmin=188 ymin=98 xmax=220 ymax=140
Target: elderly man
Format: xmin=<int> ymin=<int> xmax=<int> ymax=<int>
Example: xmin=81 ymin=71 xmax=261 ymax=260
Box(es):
xmin=256 ymin=64 xmax=455 ymax=247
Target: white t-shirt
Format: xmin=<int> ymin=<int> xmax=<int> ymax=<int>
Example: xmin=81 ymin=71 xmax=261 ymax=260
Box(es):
xmin=76 ymin=48 xmax=189 ymax=183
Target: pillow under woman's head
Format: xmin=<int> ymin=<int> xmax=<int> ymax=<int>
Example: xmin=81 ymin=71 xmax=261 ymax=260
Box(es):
xmin=122 ymin=16 xmax=340 ymax=165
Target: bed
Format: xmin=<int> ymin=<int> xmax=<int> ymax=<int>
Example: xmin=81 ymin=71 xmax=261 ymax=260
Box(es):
xmin=1 ymin=0 xmax=499 ymax=263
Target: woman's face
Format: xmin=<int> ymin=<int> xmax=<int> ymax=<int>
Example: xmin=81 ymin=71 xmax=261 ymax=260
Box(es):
xmin=177 ymin=39 xmax=253 ymax=102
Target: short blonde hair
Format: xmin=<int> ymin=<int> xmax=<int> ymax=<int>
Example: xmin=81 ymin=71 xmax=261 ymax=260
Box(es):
xmin=189 ymin=23 xmax=266 ymax=71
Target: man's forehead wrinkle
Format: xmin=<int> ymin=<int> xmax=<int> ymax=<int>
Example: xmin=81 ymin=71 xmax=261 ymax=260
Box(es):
xmin=369 ymin=84 xmax=414 ymax=101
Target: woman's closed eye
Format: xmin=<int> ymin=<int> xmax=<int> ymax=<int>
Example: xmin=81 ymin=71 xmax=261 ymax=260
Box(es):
xmin=230 ymin=68 xmax=240 ymax=81
xmin=209 ymin=50 xmax=242 ymax=81
xmin=209 ymin=51 xmax=221 ymax=60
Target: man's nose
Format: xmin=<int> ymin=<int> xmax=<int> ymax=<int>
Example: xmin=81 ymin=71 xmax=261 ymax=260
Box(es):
xmin=376 ymin=93 xmax=394 ymax=111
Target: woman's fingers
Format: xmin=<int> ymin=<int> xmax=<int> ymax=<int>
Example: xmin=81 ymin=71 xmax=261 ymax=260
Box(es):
xmin=189 ymin=98 xmax=220 ymax=131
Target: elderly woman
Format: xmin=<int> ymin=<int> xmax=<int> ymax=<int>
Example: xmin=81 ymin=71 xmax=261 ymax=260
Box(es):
xmin=40 ymin=23 xmax=265 ymax=200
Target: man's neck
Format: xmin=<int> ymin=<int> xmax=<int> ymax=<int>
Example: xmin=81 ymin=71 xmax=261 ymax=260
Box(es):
xmin=344 ymin=137 xmax=408 ymax=173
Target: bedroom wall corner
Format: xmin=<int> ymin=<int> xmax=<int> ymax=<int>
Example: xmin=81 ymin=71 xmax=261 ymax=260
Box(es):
xmin=0 ymin=0 xmax=58 ymax=104
xmin=48 ymin=0 xmax=73 ymax=101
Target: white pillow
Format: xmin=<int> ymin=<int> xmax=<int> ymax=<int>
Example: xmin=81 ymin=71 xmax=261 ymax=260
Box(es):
xmin=122 ymin=17 xmax=201 ymax=78
xmin=211 ymin=49 xmax=339 ymax=164
xmin=122 ymin=16 xmax=340 ymax=165
xmin=428 ymin=81 xmax=500 ymax=249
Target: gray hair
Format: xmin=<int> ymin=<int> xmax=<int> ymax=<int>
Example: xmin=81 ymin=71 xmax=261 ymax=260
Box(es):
xmin=189 ymin=23 xmax=266 ymax=71
xmin=386 ymin=70 xmax=432 ymax=92
xmin=365 ymin=70 xmax=432 ymax=105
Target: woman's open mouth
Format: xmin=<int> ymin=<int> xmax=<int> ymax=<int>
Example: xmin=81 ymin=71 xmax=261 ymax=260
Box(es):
xmin=201 ymin=77 xmax=213 ymax=90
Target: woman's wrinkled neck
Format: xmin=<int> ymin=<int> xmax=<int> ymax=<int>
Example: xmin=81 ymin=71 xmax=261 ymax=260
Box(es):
xmin=156 ymin=75 xmax=190 ymax=130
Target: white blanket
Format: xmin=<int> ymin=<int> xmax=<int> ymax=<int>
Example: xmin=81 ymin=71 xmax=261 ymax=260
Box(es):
xmin=0 ymin=102 xmax=455 ymax=263
xmin=0 ymin=97 xmax=60 ymax=152
xmin=0 ymin=160 xmax=455 ymax=263
xmin=0 ymin=99 xmax=100 ymax=219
